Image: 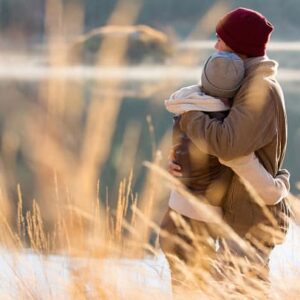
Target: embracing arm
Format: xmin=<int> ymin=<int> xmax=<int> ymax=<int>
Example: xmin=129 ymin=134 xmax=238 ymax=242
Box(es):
xmin=179 ymin=80 xmax=277 ymax=161
xmin=219 ymin=153 xmax=290 ymax=205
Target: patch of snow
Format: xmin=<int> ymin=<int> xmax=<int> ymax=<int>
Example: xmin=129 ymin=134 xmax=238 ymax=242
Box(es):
xmin=0 ymin=222 xmax=299 ymax=299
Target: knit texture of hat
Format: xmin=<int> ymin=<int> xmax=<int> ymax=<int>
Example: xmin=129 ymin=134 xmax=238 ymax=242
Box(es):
xmin=216 ymin=7 xmax=274 ymax=57
xmin=201 ymin=51 xmax=245 ymax=98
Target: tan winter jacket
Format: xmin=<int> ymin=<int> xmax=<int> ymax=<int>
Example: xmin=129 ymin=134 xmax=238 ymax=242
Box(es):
xmin=179 ymin=57 xmax=290 ymax=246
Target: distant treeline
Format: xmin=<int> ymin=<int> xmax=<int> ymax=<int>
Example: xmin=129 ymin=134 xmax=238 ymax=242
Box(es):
xmin=1 ymin=0 xmax=300 ymax=45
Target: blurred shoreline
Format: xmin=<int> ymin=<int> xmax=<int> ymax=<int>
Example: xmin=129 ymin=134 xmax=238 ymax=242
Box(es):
xmin=1 ymin=40 xmax=300 ymax=82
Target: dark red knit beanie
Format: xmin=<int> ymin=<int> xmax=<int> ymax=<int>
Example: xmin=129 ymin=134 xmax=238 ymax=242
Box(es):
xmin=216 ymin=7 xmax=274 ymax=57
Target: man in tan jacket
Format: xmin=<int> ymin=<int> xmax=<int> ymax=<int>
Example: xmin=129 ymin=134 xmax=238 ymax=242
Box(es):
xmin=160 ymin=7 xmax=290 ymax=286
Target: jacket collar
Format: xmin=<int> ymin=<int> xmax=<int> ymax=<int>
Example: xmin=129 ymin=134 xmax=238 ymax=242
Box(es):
xmin=244 ymin=56 xmax=268 ymax=69
xmin=244 ymin=56 xmax=278 ymax=77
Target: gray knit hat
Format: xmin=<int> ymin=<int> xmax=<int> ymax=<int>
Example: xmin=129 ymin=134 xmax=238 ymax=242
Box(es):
xmin=201 ymin=51 xmax=245 ymax=98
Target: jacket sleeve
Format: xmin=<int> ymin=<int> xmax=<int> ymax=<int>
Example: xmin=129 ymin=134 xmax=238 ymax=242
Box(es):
xmin=179 ymin=80 xmax=277 ymax=161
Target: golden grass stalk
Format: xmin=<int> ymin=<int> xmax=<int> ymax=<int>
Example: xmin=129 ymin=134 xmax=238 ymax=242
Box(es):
xmin=0 ymin=1 xmax=298 ymax=299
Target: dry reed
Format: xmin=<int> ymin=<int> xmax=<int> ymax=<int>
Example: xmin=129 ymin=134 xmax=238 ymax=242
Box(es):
xmin=0 ymin=1 xmax=299 ymax=299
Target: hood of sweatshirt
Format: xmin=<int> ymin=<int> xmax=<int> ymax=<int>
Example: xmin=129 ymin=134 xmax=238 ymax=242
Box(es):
xmin=244 ymin=56 xmax=278 ymax=78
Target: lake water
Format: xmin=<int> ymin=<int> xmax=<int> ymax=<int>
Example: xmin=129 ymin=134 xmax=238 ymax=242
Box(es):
xmin=0 ymin=44 xmax=300 ymax=298
xmin=1 ymin=45 xmax=300 ymax=194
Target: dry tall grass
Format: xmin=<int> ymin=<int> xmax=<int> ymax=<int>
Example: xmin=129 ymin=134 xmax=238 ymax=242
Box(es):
xmin=0 ymin=1 xmax=299 ymax=299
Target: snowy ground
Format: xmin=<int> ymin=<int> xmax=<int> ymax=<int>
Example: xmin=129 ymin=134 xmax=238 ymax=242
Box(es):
xmin=0 ymin=246 xmax=172 ymax=299
xmin=0 ymin=222 xmax=300 ymax=299
xmin=269 ymin=221 xmax=300 ymax=279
